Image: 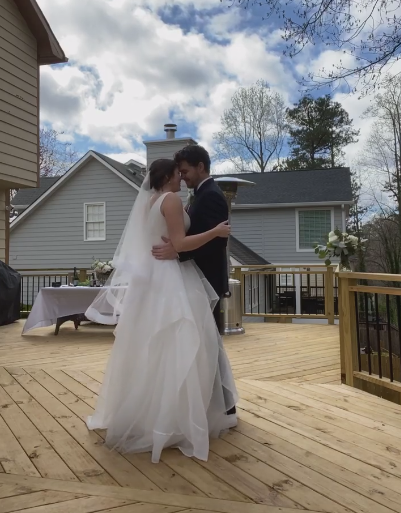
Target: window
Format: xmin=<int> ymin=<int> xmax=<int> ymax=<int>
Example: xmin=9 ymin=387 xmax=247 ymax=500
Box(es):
xmin=279 ymin=269 xmax=294 ymax=287
xmin=296 ymin=209 xmax=333 ymax=252
xmin=84 ymin=203 xmax=106 ymax=241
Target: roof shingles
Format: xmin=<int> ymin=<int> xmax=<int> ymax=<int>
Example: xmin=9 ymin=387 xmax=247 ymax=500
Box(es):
xmin=92 ymin=151 xmax=144 ymax=188
xmin=215 ymin=168 xmax=353 ymax=205
xmin=11 ymin=177 xmax=60 ymax=206
xmin=230 ymin=236 xmax=269 ymax=265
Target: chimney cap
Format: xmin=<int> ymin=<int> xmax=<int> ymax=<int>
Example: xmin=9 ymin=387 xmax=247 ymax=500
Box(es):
xmin=164 ymin=123 xmax=177 ymax=140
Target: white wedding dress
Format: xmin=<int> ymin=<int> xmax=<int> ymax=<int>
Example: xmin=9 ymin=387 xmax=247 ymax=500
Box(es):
xmin=86 ymin=192 xmax=238 ymax=463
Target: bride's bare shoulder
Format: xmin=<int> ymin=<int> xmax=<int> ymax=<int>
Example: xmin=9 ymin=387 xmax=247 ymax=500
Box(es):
xmin=160 ymin=192 xmax=182 ymax=214
xmin=163 ymin=192 xmax=181 ymax=205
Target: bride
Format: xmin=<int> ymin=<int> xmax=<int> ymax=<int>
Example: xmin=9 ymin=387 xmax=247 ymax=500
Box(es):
xmin=85 ymin=158 xmax=238 ymax=463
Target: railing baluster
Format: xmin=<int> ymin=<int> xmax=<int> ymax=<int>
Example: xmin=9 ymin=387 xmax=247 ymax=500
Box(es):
xmin=333 ymin=274 xmax=338 ymax=316
xmin=396 ymin=296 xmax=401 ymax=379
xmin=374 ymin=293 xmax=382 ymax=378
xmin=37 ymin=275 xmax=41 ymax=305
xmin=364 ymin=292 xmax=372 ymax=374
xmin=285 ymin=273 xmax=289 ymax=315
xmin=278 ymin=275 xmax=282 ymax=315
xmin=354 ymin=292 xmax=362 ymax=372
xmin=250 ymin=273 xmax=253 ymax=314
xmin=243 ymin=275 xmax=247 ymax=314
xmin=31 ymin=276 xmax=34 ymax=312
xmin=386 ymin=294 xmax=394 ymax=382
xmin=21 ymin=276 xmax=24 ymax=313
xmin=265 ymin=274 xmax=268 ymax=314
xmin=314 ymin=273 xmax=318 ymax=315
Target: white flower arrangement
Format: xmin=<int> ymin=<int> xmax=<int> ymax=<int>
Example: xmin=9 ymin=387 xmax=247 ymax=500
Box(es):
xmin=185 ymin=189 xmax=195 ymax=212
xmin=314 ymin=228 xmax=367 ymax=269
xmin=91 ymin=258 xmax=114 ymax=274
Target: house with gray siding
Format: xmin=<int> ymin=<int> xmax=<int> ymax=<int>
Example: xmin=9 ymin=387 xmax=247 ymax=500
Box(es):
xmin=10 ymin=151 xmax=142 ymax=269
xmin=10 ymin=150 xmax=266 ymax=271
xmin=10 ymin=124 xmax=352 ymax=317
xmin=10 ymin=143 xmax=268 ymax=311
xmin=228 ymin=168 xmax=352 ymax=265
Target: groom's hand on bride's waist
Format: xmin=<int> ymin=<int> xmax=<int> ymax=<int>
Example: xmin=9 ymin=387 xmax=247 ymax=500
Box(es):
xmin=152 ymin=237 xmax=178 ymax=260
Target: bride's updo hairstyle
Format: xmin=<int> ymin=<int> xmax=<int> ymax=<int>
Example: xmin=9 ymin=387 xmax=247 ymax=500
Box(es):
xmin=149 ymin=159 xmax=177 ymax=191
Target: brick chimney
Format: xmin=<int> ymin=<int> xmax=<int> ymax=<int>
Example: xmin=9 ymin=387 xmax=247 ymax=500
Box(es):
xmin=143 ymin=124 xmax=197 ymax=201
xmin=143 ymin=124 xmax=197 ymax=168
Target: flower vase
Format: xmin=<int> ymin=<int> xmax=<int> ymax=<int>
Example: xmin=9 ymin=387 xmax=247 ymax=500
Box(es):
xmin=339 ymin=254 xmax=352 ymax=272
xmin=99 ymin=272 xmax=112 ymax=286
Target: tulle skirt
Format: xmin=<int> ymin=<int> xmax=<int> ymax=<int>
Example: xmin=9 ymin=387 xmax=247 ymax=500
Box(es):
xmin=85 ymin=260 xmax=238 ymax=463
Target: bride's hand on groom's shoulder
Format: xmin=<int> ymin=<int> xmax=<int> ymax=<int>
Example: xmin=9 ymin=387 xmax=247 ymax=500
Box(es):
xmin=151 ymin=237 xmax=178 ymax=260
xmin=214 ymin=221 xmax=231 ymax=238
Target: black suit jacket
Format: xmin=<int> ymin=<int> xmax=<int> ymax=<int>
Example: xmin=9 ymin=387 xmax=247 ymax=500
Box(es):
xmin=180 ymin=178 xmax=229 ymax=297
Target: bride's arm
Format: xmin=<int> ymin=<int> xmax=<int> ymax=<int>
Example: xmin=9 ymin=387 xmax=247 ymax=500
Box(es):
xmin=161 ymin=193 xmax=229 ymax=253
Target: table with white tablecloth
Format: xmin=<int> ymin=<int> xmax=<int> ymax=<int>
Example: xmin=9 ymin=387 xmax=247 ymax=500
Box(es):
xmin=22 ymin=286 xmax=122 ymax=335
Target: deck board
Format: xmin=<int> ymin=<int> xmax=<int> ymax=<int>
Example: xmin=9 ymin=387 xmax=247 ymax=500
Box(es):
xmin=2 ymin=321 xmax=401 ymax=512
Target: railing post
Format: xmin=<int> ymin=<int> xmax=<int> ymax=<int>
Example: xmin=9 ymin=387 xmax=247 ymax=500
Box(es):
xmin=325 ymin=266 xmax=335 ymax=325
xmin=339 ymin=276 xmax=358 ymax=386
xmin=233 ymin=267 xmax=241 ymax=282
xmin=233 ymin=267 xmax=244 ymax=315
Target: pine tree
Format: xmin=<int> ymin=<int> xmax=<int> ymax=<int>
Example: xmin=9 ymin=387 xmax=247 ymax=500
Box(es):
xmin=283 ymin=95 xmax=359 ymax=170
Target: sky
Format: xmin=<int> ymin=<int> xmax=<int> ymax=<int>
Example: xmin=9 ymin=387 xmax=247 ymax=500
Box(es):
xmin=36 ymin=0 xmax=383 ymax=174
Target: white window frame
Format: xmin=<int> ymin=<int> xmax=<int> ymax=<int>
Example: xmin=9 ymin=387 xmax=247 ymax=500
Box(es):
xmin=84 ymin=202 xmax=106 ymax=241
xmin=279 ymin=268 xmax=295 ymax=287
xmin=295 ymin=208 xmax=334 ymax=253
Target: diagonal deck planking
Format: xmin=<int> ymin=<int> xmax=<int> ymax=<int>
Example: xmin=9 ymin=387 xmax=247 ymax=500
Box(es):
xmin=0 ymin=321 xmax=341 ymax=382
xmin=1 ymin=321 xmax=401 ymax=512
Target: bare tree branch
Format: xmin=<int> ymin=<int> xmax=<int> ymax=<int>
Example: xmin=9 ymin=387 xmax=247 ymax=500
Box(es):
xmin=39 ymin=128 xmax=78 ymax=177
xmin=221 ymin=0 xmax=401 ymax=95
xmin=213 ymin=80 xmax=286 ymax=172
xmin=359 ymin=74 xmax=401 ymax=273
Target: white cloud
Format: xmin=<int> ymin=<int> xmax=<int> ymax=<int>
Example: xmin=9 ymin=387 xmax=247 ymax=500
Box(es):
xmin=40 ymin=0 xmax=392 ymax=175
xmin=332 ymin=91 xmax=374 ymax=167
xmin=37 ymin=0 xmax=299 ymax=161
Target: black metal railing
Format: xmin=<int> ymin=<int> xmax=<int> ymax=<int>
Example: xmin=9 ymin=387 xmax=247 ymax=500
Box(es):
xmin=17 ymin=268 xmax=111 ymax=316
xmin=242 ymin=283 xmax=339 ymax=316
xmin=236 ymin=267 xmax=338 ymax=320
xmin=20 ymin=273 xmax=71 ymax=315
xmin=353 ymin=290 xmax=401 ymax=383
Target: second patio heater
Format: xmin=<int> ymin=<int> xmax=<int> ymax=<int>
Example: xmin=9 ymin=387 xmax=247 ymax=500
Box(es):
xmin=215 ymin=177 xmax=255 ymax=335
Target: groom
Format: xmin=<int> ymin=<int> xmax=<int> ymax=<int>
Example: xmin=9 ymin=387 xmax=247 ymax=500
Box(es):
xmin=151 ymin=144 xmax=236 ymax=420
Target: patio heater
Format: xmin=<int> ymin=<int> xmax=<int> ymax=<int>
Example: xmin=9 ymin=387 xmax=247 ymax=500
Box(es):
xmin=215 ymin=177 xmax=255 ymax=335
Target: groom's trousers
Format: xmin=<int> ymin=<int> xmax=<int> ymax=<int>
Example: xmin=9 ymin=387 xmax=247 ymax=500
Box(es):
xmin=213 ymin=298 xmax=236 ymax=416
xmin=213 ymin=299 xmax=224 ymax=335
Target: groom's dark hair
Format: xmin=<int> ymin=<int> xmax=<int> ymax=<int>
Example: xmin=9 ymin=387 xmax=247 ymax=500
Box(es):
xmin=174 ymin=144 xmax=211 ymax=174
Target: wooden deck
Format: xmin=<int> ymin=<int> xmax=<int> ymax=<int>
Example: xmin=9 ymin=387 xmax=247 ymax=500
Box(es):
xmin=1 ymin=321 xmax=401 ymax=513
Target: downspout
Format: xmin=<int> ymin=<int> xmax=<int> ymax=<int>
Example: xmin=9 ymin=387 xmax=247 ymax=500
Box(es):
xmin=341 ymin=204 xmax=346 ymax=232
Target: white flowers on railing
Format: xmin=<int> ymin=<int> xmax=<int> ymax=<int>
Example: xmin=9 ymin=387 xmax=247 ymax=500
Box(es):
xmin=314 ymin=229 xmax=367 ymax=270
xmin=91 ymin=259 xmax=114 ymax=274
